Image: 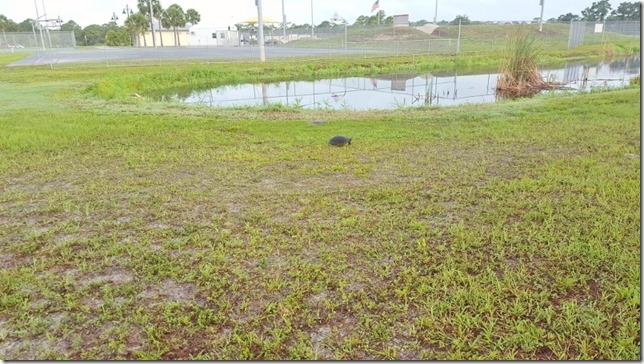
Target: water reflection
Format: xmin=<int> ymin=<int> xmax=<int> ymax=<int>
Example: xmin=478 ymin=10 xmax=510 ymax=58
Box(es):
xmin=560 ymin=56 xmax=640 ymax=89
xmin=156 ymin=57 xmax=639 ymax=110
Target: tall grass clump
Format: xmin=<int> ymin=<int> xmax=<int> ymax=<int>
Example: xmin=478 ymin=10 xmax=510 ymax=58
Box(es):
xmin=496 ymin=27 xmax=554 ymax=98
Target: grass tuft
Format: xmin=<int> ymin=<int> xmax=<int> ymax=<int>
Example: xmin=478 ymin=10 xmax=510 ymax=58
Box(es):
xmin=496 ymin=27 xmax=556 ymax=98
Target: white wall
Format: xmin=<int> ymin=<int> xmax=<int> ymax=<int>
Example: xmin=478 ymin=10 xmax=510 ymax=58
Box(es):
xmin=189 ymin=26 xmax=239 ymax=46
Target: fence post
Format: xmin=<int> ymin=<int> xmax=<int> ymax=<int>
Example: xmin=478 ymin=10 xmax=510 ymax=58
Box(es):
xmin=567 ymin=20 xmax=572 ymax=49
xmin=31 ymin=22 xmax=39 ymax=54
xmin=457 ymin=19 xmax=461 ymax=54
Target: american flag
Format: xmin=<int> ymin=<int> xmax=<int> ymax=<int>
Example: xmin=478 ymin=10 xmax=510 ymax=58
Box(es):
xmin=371 ymin=0 xmax=380 ymax=13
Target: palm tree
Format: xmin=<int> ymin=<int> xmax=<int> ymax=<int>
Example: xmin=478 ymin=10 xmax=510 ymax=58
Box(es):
xmin=125 ymin=12 xmax=149 ymax=47
xmin=0 ymin=15 xmax=10 ymax=46
xmin=185 ymin=9 xmax=201 ymax=26
xmin=153 ymin=2 xmax=165 ymax=46
xmin=137 ymin=0 xmax=164 ymax=46
xmin=163 ymin=4 xmax=185 ymax=46
xmin=161 ymin=10 xmax=172 ymax=42
xmin=0 ymin=14 xmax=19 ymax=43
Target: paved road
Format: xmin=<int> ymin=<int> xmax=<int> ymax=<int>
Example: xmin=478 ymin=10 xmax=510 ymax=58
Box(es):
xmin=7 ymin=46 xmax=375 ymax=66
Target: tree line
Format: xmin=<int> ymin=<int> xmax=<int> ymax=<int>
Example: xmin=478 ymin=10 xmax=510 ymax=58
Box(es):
xmin=442 ymin=1 xmax=640 ymax=25
xmin=0 ymin=0 xmax=201 ymax=46
xmin=553 ymin=0 xmax=640 ymax=22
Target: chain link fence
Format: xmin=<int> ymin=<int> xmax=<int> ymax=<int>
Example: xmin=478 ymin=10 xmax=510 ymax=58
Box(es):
xmin=0 ymin=31 xmax=76 ymax=50
xmin=567 ymin=20 xmax=640 ymax=49
xmin=3 ymin=20 xmax=638 ymax=68
xmin=245 ymin=20 xmax=639 ymax=55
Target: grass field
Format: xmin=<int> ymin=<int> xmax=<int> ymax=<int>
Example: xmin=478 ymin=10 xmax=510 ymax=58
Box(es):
xmin=0 ymin=49 xmax=640 ymax=360
xmin=283 ymin=22 xmax=640 ymax=55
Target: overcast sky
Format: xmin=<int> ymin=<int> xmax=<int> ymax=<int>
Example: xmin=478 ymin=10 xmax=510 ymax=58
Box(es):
xmin=0 ymin=0 xmax=630 ymax=28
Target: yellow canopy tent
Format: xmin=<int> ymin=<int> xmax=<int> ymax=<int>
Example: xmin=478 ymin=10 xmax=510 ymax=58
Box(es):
xmin=239 ymin=15 xmax=281 ymax=25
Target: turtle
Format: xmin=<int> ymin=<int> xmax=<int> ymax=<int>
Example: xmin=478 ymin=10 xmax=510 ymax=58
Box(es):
xmin=328 ymin=135 xmax=352 ymax=146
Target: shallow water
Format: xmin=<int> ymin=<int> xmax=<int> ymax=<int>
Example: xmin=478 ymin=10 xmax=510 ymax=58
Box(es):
xmin=155 ymin=57 xmax=640 ymax=110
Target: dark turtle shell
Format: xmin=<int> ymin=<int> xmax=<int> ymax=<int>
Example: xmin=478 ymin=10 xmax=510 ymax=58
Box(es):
xmin=328 ymin=135 xmax=352 ymax=146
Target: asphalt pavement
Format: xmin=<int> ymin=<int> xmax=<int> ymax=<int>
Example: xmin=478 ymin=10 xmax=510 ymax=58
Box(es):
xmin=6 ymin=45 xmax=374 ymax=66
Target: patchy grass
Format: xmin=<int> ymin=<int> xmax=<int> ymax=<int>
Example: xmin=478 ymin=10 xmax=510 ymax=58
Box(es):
xmin=0 ymin=53 xmax=640 ymax=360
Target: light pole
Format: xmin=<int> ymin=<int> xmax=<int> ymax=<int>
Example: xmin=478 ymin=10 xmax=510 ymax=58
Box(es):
xmin=434 ymin=0 xmax=438 ymax=24
xmin=123 ymin=5 xmax=133 ymax=46
xmin=123 ymin=5 xmax=133 ymax=19
xmin=111 ymin=12 xmax=119 ymax=23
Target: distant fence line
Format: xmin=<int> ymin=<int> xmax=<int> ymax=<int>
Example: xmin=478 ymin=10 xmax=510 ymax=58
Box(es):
xmin=0 ymin=31 xmax=76 ymax=50
xmin=1 ymin=20 xmax=638 ymax=68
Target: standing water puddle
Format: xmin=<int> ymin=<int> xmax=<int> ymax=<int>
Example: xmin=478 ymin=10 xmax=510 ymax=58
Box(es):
xmin=155 ymin=57 xmax=639 ymax=110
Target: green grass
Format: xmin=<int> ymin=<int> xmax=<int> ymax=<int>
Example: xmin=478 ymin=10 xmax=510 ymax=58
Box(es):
xmin=433 ymin=23 xmax=573 ymax=53
xmin=282 ymin=23 xmax=639 ymax=55
xmin=0 ymin=51 xmax=640 ymax=360
xmin=0 ymin=51 xmax=34 ymax=67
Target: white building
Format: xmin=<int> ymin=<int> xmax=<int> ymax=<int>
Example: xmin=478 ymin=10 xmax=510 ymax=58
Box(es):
xmin=189 ymin=25 xmax=240 ymax=46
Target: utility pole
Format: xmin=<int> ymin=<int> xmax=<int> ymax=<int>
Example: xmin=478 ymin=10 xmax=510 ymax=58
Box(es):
xmin=539 ymin=0 xmax=545 ymax=32
xmin=282 ymin=0 xmax=287 ymax=42
xmin=311 ymin=0 xmax=314 ymax=38
xmin=148 ymin=0 xmax=156 ymax=47
xmin=257 ymin=0 xmax=266 ymax=61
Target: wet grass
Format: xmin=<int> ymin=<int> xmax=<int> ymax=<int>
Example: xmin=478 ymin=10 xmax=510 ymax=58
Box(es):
xmin=0 ymin=52 xmax=640 ymax=360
